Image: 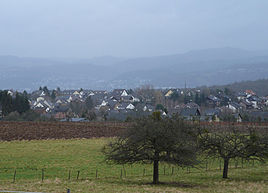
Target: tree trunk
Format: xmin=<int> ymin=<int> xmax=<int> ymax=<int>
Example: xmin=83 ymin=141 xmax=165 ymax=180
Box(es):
xmin=153 ymin=159 xmax=159 ymax=184
xmin=223 ymin=158 xmax=229 ymax=179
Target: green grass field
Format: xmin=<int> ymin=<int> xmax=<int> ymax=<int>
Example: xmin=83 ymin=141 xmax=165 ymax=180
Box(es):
xmin=0 ymin=138 xmax=267 ymax=193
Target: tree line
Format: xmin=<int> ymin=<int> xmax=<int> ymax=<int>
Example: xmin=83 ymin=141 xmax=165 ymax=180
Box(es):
xmin=0 ymin=90 xmax=30 ymax=116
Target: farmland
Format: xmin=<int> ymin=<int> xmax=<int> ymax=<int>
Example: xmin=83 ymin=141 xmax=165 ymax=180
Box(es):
xmin=0 ymin=121 xmax=268 ymax=141
xmin=0 ymin=138 xmax=267 ymax=193
xmin=0 ymin=121 xmax=129 ymax=141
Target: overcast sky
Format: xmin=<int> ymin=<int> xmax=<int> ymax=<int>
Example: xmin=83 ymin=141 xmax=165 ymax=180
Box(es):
xmin=0 ymin=0 xmax=267 ymax=58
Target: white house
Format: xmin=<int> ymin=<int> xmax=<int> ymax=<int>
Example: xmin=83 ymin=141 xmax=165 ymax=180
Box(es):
xmin=121 ymin=90 xmax=128 ymax=97
xmin=100 ymin=100 xmax=108 ymax=107
xmin=73 ymin=91 xmax=80 ymax=95
xmin=126 ymin=103 xmax=135 ymax=110
xmin=7 ymin=90 xmax=14 ymax=96
xmin=227 ymin=104 xmax=237 ymax=112
xmin=40 ymin=91 xmax=46 ymax=96
xmin=36 ymin=97 xmax=45 ymax=103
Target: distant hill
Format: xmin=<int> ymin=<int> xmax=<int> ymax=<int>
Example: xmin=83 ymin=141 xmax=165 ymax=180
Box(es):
xmin=211 ymin=79 xmax=268 ymax=96
xmin=111 ymin=48 xmax=268 ymax=88
xmin=1 ymin=47 xmax=268 ymax=91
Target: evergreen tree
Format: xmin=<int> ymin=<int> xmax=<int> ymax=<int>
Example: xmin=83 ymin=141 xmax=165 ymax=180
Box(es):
xmin=0 ymin=90 xmax=30 ymax=116
xmin=194 ymin=93 xmax=201 ymax=105
xmin=85 ymin=96 xmax=94 ymax=110
xmin=43 ymin=86 xmax=49 ymax=96
xmin=51 ymin=90 xmax=57 ymax=100
xmin=0 ymin=91 xmax=13 ymax=116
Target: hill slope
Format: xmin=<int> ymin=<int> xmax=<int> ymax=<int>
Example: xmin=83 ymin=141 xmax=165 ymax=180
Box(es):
xmin=211 ymin=79 xmax=268 ymax=96
xmin=1 ymin=47 xmax=268 ymax=90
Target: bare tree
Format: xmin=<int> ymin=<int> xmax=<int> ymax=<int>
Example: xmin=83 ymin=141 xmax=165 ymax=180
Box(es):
xmin=103 ymin=113 xmax=199 ymax=184
xmin=135 ymin=85 xmax=156 ymax=104
xmin=198 ymin=125 xmax=268 ymax=178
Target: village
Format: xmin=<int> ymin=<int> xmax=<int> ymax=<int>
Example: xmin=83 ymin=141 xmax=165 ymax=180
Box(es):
xmin=2 ymin=86 xmax=268 ymax=123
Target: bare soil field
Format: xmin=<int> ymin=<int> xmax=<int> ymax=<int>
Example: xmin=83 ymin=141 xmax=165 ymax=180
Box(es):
xmin=0 ymin=121 xmax=129 ymax=141
xmin=0 ymin=121 xmax=267 ymax=141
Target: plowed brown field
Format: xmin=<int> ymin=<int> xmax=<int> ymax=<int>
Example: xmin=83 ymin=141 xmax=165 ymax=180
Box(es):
xmin=0 ymin=121 xmax=130 ymax=141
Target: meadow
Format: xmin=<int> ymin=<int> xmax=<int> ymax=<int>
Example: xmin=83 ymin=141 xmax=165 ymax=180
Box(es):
xmin=0 ymin=138 xmax=267 ymax=193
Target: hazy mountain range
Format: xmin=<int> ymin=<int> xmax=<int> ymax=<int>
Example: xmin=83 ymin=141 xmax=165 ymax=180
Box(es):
xmin=1 ymin=47 xmax=268 ymax=91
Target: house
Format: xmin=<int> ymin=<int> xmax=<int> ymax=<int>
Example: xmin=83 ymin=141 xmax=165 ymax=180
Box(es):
xmin=207 ymin=95 xmax=221 ymax=106
xmin=217 ymin=93 xmax=231 ymax=105
xmin=227 ymin=102 xmax=242 ymax=113
xmin=185 ymin=102 xmax=200 ymax=109
xmin=126 ymin=103 xmax=135 ymax=110
xmin=52 ymin=104 xmax=69 ymax=119
xmin=60 ymin=90 xmax=76 ymax=95
xmin=204 ymin=109 xmax=221 ymax=122
xmin=121 ymin=90 xmax=128 ymax=97
xmin=260 ymin=97 xmax=268 ymax=106
xmin=73 ymin=91 xmax=80 ymax=96
xmin=67 ymin=95 xmax=83 ymax=103
xmin=121 ymin=96 xmax=133 ymax=102
xmin=233 ymin=113 xmax=243 ymax=122
xmin=142 ymin=104 xmax=155 ymax=112
xmin=130 ymin=94 xmax=140 ymax=103
xmin=236 ymin=92 xmax=247 ymax=101
xmin=7 ymin=90 xmax=15 ymax=96
xmin=165 ymin=90 xmax=174 ymax=97
xmin=116 ymin=103 xmax=135 ymax=111
xmin=34 ymin=102 xmax=45 ymax=108
xmin=32 ymin=99 xmax=54 ymax=113
xmin=109 ymin=89 xmax=135 ymax=103
xmin=54 ymin=112 xmax=67 ymax=119
xmin=55 ymin=96 xmax=69 ymax=104
xmin=180 ymin=107 xmax=201 ymax=120
xmin=100 ymin=100 xmax=108 ymax=107
xmin=247 ymin=96 xmax=262 ymax=109
xmin=36 ymin=96 xmax=45 ymax=103
xmin=91 ymin=91 xmax=107 ymax=105
xmin=173 ymin=102 xmax=199 ymax=113
xmin=31 ymin=90 xmax=43 ymax=98
xmin=88 ymin=91 xmax=95 ymax=96
xmin=112 ymin=89 xmax=128 ymax=97
xmin=95 ymin=100 xmax=109 ymax=112
xmin=107 ymin=99 xmax=119 ymax=110
xmin=40 ymin=91 xmax=46 ymax=96
xmin=162 ymin=111 xmax=167 ymax=116
xmin=245 ymin=90 xmax=256 ymax=96
xmin=240 ymin=99 xmax=253 ymax=110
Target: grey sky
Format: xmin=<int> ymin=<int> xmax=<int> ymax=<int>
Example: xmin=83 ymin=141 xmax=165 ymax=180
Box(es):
xmin=0 ymin=0 xmax=267 ymax=58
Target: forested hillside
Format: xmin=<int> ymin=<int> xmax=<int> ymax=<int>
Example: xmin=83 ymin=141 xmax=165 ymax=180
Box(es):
xmin=211 ymin=79 xmax=268 ymax=96
xmin=1 ymin=48 xmax=268 ymax=90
